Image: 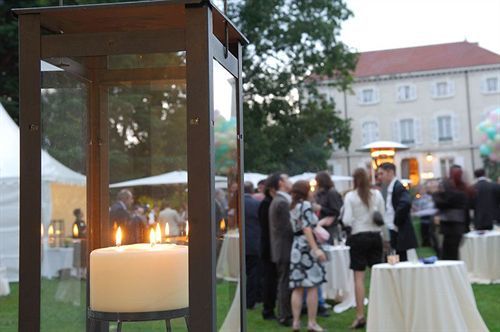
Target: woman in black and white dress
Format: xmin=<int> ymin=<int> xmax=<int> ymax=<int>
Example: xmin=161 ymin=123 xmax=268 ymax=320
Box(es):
xmin=289 ymin=180 xmax=327 ymax=332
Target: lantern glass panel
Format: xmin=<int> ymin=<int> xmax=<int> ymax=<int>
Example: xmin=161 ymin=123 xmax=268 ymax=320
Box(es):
xmin=40 ymin=59 xmax=88 ymax=330
xmin=213 ymin=59 xmax=241 ymax=330
xmin=91 ymin=51 xmax=189 ymax=329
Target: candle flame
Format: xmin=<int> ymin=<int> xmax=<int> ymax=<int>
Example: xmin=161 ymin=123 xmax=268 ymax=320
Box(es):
xmin=150 ymin=228 xmax=156 ymax=246
xmin=116 ymin=226 xmax=122 ymax=247
xmin=220 ymin=219 xmax=226 ymax=232
xmin=165 ymin=223 xmax=170 ymax=236
xmin=155 ymin=223 xmax=161 ymax=243
xmin=185 ymin=221 xmax=189 ymax=237
xmin=73 ymin=224 xmax=79 ymax=238
xmin=48 ymin=224 xmax=54 ymax=236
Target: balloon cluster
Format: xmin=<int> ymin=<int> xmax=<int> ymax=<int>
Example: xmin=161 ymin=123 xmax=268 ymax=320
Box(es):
xmin=477 ymin=108 xmax=500 ymax=162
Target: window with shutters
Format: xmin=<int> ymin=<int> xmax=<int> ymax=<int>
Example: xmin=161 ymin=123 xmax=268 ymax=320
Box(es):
xmin=399 ymin=119 xmax=415 ymax=144
xmin=361 ymin=121 xmax=379 ymax=145
xmin=396 ymin=84 xmax=416 ymax=102
xmin=482 ymin=76 xmax=500 ymax=94
xmin=440 ymin=157 xmax=455 ymax=178
xmin=432 ymin=80 xmax=455 ymax=98
xmin=357 ymin=87 xmax=379 ymax=105
xmin=437 ymin=115 xmax=452 ymax=142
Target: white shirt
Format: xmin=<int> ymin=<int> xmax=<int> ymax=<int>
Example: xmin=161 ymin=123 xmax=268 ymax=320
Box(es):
xmin=384 ymin=178 xmax=397 ymax=231
xmin=342 ymin=189 xmax=386 ymax=235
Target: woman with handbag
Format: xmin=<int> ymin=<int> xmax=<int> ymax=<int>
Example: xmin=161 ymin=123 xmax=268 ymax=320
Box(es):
xmin=342 ymin=168 xmax=385 ymax=329
xmin=288 ymin=180 xmax=327 ymax=332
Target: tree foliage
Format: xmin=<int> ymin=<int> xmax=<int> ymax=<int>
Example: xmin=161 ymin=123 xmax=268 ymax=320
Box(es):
xmin=228 ymin=0 xmax=357 ymax=174
xmin=1 ymin=0 xmax=357 ymax=177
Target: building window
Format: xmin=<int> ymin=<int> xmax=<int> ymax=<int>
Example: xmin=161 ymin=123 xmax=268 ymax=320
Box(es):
xmin=357 ymin=87 xmax=379 ymax=105
xmin=399 ymin=119 xmax=415 ymax=144
xmin=440 ymin=157 xmax=455 ymax=178
xmin=437 ymin=115 xmax=452 ymax=142
xmin=361 ymin=121 xmax=379 ymax=145
xmin=397 ymin=84 xmax=416 ymax=102
xmin=432 ymin=80 xmax=455 ymax=98
xmin=482 ymin=76 xmax=500 ymax=94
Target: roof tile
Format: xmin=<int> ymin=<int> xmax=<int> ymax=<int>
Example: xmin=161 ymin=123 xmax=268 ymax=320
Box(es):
xmin=354 ymin=41 xmax=500 ymax=77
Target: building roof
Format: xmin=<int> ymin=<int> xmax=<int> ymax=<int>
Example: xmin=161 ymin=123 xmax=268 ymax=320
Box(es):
xmin=354 ymin=41 xmax=500 ymax=78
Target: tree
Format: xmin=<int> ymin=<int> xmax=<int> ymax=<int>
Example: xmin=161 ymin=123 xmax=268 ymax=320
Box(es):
xmin=0 ymin=0 xmax=125 ymax=123
xmin=228 ymin=0 xmax=357 ymax=174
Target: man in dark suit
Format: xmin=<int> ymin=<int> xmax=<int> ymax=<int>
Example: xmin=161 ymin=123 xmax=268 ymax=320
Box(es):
xmin=259 ymin=176 xmax=278 ymax=320
xmin=244 ymin=181 xmax=262 ymax=309
xmin=473 ymin=168 xmax=500 ymax=230
xmin=378 ymin=163 xmax=418 ymax=261
xmin=268 ymin=172 xmax=293 ymax=326
xmin=110 ymin=189 xmax=134 ymax=243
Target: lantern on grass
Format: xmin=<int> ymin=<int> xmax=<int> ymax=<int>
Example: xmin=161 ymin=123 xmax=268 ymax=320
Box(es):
xmin=15 ymin=1 xmax=247 ymax=331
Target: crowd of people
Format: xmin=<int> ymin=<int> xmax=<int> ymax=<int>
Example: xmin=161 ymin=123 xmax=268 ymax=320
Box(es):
xmin=109 ymin=189 xmax=188 ymax=244
xmin=243 ymin=163 xmax=500 ymax=331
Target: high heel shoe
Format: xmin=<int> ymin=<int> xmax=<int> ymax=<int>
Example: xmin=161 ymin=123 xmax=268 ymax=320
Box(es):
xmin=350 ymin=317 xmax=366 ymax=329
xmin=307 ymin=322 xmax=325 ymax=332
xmin=292 ymin=321 xmax=301 ymax=332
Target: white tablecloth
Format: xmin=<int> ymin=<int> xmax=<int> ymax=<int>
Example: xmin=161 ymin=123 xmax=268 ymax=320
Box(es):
xmin=220 ymin=281 xmax=241 ymax=332
xmin=460 ymin=230 xmax=500 ymax=284
xmin=321 ymin=245 xmax=358 ymax=313
xmin=0 ymin=266 xmax=10 ymax=296
xmin=216 ymin=230 xmax=240 ymax=281
xmin=41 ymin=246 xmax=74 ymax=279
xmin=367 ymin=261 xmax=487 ymax=332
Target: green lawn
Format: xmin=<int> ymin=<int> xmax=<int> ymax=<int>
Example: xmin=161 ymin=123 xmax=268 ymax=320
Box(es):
xmin=1 ymin=222 xmax=499 ymax=332
xmin=1 ymin=274 xmax=499 ymax=331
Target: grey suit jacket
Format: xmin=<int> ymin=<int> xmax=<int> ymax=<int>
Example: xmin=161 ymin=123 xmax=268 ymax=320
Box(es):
xmin=269 ymin=193 xmax=293 ymax=264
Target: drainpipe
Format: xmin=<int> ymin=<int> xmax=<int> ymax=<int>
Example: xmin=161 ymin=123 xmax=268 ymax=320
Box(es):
xmin=343 ymin=90 xmax=352 ymax=176
xmin=464 ymin=70 xmax=476 ymax=170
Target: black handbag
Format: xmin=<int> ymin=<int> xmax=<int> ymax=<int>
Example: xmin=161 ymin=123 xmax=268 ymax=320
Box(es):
xmin=372 ymin=210 xmax=384 ymax=226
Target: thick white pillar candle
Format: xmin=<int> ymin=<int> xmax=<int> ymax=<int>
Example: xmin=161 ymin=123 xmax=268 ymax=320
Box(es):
xmin=90 ymin=243 xmax=188 ymax=312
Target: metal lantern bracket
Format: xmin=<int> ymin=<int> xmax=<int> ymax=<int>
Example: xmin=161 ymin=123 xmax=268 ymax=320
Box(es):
xmin=88 ymin=308 xmax=190 ymax=332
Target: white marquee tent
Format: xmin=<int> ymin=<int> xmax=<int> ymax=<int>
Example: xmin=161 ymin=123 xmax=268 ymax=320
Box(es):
xmin=0 ymin=103 xmax=85 ymax=282
xmin=110 ymin=171 xmax=228 ymax=188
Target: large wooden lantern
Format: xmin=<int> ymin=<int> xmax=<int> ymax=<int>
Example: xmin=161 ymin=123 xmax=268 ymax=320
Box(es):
xmin=15 ymin=1 xmax=248 ymax=331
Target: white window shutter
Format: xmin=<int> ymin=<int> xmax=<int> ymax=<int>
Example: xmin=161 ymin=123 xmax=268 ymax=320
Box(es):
xmin=448 ymin=80 xmax=455 ymax=96
xmin=396 ymin=86 xmax=402 ymax=101
xmin=414 ymin=119 xmax=422 ymax=145
xmin=374 ymin=88 xmax=380 ymax=103
xmin=392 ymin=121 xmax=400 ymax=142
xmin=480 ymin=78 xmax=487 ymax=93
xmin=452 ymin=114 xmax=460 ymax=142
xmin=431 ymin=117 xmax=438 ymax=143
xmin=361 ymin=123 xmax=367 ymax=145
xmin=357 ymin=89 xmax=363 ymax=104
xmin=431 ymin=83 xmax=437 ymax=98
xmin=375 ymin=122 xmax=380 ymax=140
xmin=410 ymin=85 xmax=417 ymax=100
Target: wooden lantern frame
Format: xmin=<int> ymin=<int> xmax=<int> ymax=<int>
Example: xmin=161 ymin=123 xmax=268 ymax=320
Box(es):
xmin=14 ymin=1 xmax=248 ymax=331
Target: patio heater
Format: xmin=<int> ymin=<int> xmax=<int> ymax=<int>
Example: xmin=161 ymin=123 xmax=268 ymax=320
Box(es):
xmin=14 ymin=1 xmax=248 ymax=331
xmin=357 ymin=141 xmax=409 ymax=183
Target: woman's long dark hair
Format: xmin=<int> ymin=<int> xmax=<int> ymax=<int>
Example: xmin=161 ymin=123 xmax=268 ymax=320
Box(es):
xmin=315 ymin=171 xmax=334 ymax=191
xmin=290 ymin=180 xmax=310 ymax=209
xmin=449 ymin=165 xmax=474 ymax=198
xmin=353 ymin=168 xmax=371 ymax=208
